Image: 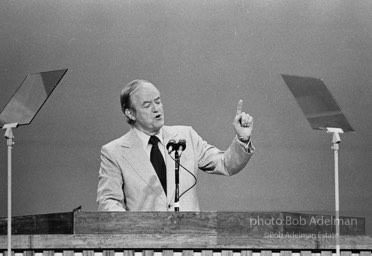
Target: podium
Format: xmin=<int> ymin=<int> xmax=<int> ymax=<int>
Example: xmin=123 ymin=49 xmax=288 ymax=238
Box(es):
xmin=0 ymin=212 xmax=371 ymax=256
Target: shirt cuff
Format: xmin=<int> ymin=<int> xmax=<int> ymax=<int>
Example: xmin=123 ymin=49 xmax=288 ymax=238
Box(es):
xmin=237 ymin=136 xmax=255 ymax=154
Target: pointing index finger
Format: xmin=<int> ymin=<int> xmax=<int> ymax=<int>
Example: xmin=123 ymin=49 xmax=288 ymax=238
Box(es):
xmin=236 ymin=99 xmax=243 ymax=116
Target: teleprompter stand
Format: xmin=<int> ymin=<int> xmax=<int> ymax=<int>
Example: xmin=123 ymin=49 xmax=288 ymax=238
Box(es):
xmin=281 ymin=74 xmax=355 ymax=256
xmin=0 ymin=69 xmax=68 ymax=256
xmin=2 ymin=123 xmax=17 ymax=256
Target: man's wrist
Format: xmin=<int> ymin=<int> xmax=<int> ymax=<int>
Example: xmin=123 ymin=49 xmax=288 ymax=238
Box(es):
xmin=238 ymin=136 xmax=251 ymax=143
xmin=236 ymin=135 xmax=255 ymax=153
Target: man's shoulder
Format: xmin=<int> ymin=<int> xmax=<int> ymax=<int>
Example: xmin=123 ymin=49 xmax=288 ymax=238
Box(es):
xmin=163 ymin=125 xmax=198 ymax=137
xmin=163 ymin=125 xmax=193 ymax=132
xmin=102 ymin=129 xmax=132 ymax=150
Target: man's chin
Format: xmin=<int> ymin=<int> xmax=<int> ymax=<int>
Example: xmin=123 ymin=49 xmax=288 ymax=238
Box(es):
xmin=154 ymin=120 xmax=164 ymax=130
xmin=134 ymin=122 xmax=164 ymax=135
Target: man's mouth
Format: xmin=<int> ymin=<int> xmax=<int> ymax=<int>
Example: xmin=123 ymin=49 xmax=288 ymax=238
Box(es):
xmin=155 ymin=114 xmax=162 ymax=119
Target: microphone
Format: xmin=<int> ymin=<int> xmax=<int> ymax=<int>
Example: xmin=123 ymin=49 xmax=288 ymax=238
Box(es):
xmin=177 ymin=139 xmax=186 ymax=154
xmin=166 ymin=139 xmax=177 ymax=154
xmin=166 ymin=139 xmax=187 ymax=154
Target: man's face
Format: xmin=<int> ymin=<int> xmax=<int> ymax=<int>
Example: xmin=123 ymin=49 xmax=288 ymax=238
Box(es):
xmin=130 ymin=82 xmax=164 ymax=135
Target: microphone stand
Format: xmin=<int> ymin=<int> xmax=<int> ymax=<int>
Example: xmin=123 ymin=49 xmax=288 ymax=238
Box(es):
xmin=174 ymin=150 xmax=180 ymax=211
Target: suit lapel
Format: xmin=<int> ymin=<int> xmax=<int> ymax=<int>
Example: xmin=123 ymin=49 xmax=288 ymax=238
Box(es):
xmin=120 ymin=128 xmax=167 ymax=204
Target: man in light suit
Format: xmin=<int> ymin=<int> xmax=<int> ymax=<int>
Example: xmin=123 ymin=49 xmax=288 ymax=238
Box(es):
xmin=97 ymin=80 xmax=255 ymax=211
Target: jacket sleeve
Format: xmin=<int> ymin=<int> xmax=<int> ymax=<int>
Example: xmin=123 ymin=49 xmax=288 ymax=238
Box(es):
xmin=189 ymin=127 xmax=254 ymax=176
xmin=97 ymin=145 xmax=126 ymax=211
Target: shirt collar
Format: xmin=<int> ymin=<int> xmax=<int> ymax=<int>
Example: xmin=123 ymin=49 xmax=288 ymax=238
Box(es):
xmin=133 ymin=127 xmax=164 ymax=149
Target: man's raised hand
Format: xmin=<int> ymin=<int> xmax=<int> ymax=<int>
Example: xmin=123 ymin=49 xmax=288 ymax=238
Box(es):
xmin=233 ymin=100 xmax=253 ymax=141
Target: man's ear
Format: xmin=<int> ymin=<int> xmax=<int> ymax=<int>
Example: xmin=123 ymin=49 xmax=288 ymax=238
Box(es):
xmin=125 ymin=109 xmax=136 ymax=121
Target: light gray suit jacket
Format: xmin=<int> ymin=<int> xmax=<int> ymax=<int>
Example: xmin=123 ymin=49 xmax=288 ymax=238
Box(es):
xmin=97 ymin=125 xmax=253 ymax=211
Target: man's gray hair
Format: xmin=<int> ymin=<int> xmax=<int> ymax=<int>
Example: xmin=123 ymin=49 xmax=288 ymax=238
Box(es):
xmin=120 ymin=79 xmax=150 ymax=125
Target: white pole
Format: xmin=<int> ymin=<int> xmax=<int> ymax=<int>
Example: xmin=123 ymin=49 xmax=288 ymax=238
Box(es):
xmin=7 ymin=137 xmax=12 ymax=256
xmin=334 ymin=140 xmax=340 ymax=256
xmin=3 ymin=123 xmax=18 ymax=256
xmin=327 ymin=128 xmax=342 ymax=256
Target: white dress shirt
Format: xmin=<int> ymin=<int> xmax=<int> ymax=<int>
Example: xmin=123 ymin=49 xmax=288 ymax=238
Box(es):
xmin=133 ymin=127 xmax=166 ymax=159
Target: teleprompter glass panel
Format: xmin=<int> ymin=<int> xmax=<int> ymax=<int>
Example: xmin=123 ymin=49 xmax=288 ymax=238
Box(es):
xmin=281 ymin=74 xmax=354 ymax=133
xmin=0 ymin=69 xmax=68 ymax=126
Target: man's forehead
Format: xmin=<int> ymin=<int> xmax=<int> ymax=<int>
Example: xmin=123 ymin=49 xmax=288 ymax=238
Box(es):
xmin=132 ymin=82 xmax=160 ymax=101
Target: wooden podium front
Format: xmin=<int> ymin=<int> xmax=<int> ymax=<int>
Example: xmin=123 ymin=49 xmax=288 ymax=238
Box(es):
xmin=0 ymin=212 xmax=371 ymax=256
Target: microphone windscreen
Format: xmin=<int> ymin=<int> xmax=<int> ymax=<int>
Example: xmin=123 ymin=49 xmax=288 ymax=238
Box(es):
xmin=178 ymin=139 xmax=186 ymax=151
xmin=166 ymin=139 xmax=177 ymax=151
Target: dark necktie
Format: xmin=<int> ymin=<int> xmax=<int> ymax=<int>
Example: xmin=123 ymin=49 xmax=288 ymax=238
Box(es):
xmin=149 ymin=136 xmax=167 ymax=194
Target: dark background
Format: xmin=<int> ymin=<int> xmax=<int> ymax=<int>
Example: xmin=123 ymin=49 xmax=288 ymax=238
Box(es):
xmin=0 ymin=0 xmax=371 ymax=234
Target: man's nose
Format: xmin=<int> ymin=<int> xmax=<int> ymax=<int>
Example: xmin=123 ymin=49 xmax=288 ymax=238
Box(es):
xmin=152 ymin=103 xmax=160 ymax=112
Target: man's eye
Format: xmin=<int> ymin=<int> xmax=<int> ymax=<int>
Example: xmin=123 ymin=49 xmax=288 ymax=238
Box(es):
xmin=143 ymin=103 xmax=151 ymax=108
